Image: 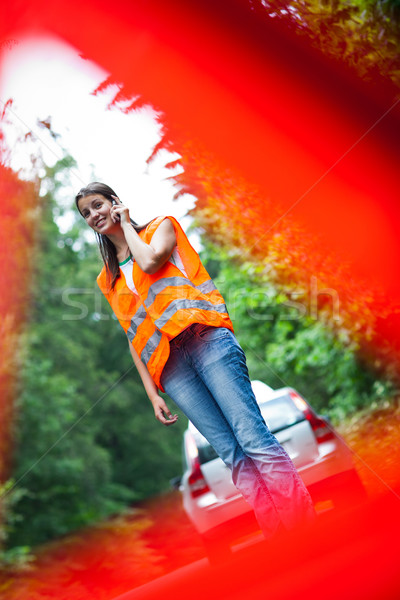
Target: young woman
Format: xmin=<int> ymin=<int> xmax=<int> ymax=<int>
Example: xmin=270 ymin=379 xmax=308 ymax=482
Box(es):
xmin=75 ymin=181 xmax=315 ymax=540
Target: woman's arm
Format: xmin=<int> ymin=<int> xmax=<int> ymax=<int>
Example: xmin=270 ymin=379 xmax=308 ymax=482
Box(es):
xmin=111 ymin=197 xmax=176 ymax=274
xmin=128 ymin=340 xmax=178 ymax=426
xmin=123 ymin=218 xmax=176 ymax=274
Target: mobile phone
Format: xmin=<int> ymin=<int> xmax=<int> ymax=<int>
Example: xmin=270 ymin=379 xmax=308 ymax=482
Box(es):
xmin=111 ymin=197 xmax=120 ymax=221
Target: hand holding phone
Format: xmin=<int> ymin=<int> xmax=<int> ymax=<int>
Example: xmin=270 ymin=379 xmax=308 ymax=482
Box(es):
xmin=110 ymin=195 xmax=130 ymax=225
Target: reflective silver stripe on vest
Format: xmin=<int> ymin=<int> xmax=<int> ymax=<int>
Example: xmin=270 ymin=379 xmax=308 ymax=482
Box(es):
xmin=126 ymin=303 xmax=147 ymax=343
xmin=145 ymin=277 xmax=217 ymax=308
xmin=154 ymin=298 xmax=228 ymax=330
xmin=127 ymin=277 xmax=221 ymax=364
xmin=144 ymin=276 xmax=194 ymax=307
xmin=197 ymin=279 xmax=217 ymax=295
xmin=140 ymin=328 xmax=163 ymax=364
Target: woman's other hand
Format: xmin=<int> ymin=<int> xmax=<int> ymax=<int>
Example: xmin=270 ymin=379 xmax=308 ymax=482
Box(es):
xmin=110 ymin=195 xmax=130 ymax=225
xmin=151 ymin=395 xmax=179 ymax=426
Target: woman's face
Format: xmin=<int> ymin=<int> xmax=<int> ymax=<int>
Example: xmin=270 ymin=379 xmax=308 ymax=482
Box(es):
xmin=78 ymin=194 xmax=116 ymax=234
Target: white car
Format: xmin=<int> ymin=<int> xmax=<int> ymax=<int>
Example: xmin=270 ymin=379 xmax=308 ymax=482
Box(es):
xmin=177 ymin=381 xmax=366 ymax=561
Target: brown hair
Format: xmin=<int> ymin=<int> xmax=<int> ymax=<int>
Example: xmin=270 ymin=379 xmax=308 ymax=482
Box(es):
xmin=75 ymin=182 xmax=147 ymax=289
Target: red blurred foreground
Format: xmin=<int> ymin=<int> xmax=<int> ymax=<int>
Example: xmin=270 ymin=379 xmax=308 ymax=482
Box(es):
xmin=2 ymin=409 xmax=400 ymax=600
xmin=2 ymin=491 xmax=400 ymax=600
xmin=115 ymin=491 xmax=400 ymax=600
xmin=1 ymin=2 xmax=400 ymax=598
xmin=0 ymin=166 xmax=37 ymax=481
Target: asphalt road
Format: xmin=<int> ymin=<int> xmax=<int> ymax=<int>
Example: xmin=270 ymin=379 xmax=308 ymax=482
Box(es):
xmin=114 ymin=490 xmax=400 ymax=600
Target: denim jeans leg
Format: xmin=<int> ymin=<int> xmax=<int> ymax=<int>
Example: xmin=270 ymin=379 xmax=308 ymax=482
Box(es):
xmin=161 ymin=326 xmax=315 ymax=538
xmin=189 ymin=327 xmax=316 ymax=532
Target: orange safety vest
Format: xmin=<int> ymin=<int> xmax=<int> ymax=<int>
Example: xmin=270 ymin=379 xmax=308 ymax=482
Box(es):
xmin=97 ymin=216 xmax=234 ymax=390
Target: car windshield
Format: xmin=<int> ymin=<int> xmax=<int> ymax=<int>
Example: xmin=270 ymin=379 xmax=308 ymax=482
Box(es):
xmin=259 ymin=395 xmax=305 ymax=432
xmin=196 ymin=393 xmax=305 ymax=465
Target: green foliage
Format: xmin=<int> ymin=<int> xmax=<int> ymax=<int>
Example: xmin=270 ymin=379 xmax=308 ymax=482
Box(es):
xmin=201 ymin=244 xmax=395 ymax=422
xmin=251 ymin=0 xmax=400 ymax=88
xmin=0 ymin=480 xmax=33 ymax=570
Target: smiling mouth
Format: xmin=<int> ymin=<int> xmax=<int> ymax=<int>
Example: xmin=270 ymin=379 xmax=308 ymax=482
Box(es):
xmin=95 ymin=218 xmax=106 ymax=228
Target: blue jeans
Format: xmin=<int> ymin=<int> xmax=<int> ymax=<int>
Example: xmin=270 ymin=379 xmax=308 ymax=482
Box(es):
xmin=161 ymin=324 xmax=316 ymax=538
